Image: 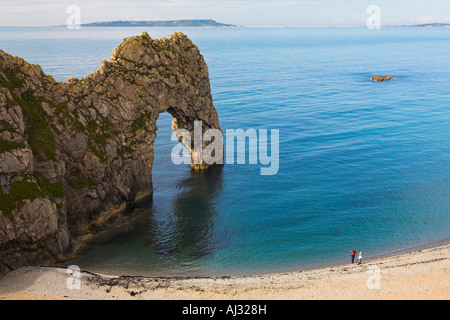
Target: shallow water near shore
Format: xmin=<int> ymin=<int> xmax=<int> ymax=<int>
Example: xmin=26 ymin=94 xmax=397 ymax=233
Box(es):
xmin=1 ymin=27 xmax=449 ymax=276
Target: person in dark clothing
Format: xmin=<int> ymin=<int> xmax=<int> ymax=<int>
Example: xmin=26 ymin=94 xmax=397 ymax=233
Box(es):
xmin=350 ymin=249 xmax=356 ymax=264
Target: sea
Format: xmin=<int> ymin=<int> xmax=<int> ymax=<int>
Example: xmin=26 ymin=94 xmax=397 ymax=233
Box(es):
xmin=0 ymin=26 xmax=449 ymax=276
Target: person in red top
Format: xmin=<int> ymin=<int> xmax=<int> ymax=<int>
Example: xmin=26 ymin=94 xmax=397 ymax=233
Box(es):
xmin=350 ymin=249 xmax=356 ymax=264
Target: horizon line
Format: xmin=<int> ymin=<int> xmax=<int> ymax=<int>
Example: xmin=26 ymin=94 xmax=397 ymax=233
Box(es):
xmin=1 ymin=25 xmax=449 ymax=28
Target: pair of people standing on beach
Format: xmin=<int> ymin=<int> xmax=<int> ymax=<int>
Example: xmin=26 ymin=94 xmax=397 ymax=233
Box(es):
xmin=350 ymin=249 xmax=362 ymax=264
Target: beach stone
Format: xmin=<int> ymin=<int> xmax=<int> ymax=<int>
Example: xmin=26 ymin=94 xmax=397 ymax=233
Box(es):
xmin=0 ymin=31 xmax=221 ymax=276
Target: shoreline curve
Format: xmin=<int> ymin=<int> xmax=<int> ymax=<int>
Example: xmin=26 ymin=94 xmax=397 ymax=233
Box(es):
xmin=0 ymin=242 xmax=448 ymax=300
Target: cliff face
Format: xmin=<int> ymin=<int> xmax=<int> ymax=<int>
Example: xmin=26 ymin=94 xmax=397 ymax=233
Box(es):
xmin=0 ymin=31 xmax=220 ymax=276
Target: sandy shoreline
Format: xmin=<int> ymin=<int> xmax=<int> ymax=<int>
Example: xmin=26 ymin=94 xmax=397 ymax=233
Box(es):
xmin=0 ymin=243 xmax=448 ymax=300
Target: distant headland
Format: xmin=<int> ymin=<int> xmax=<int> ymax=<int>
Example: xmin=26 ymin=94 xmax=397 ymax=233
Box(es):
xmin=407 ymin=23 xmax=450 ymax=27
xmin=81 ymin=19 xmax=236 ymax=27
xmin=50 ymin=20 xmax=450 ymax=28
xmin=393 ymin=23 xmax=450 ymax=28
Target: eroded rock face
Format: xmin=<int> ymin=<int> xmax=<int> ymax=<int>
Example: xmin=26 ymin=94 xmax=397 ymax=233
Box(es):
xmin=0 ymin=31 xmax=221 ymax=276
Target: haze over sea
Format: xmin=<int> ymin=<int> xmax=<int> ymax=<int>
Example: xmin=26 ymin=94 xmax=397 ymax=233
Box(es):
xmin=1 ymin=27 xmax=449 ymax=276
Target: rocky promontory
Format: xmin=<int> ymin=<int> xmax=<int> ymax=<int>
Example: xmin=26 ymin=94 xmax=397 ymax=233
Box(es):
xmin=0 ymin=31 xmax=220 ymax=276
xmin=371 ymin=76 xmax=394 ymax=82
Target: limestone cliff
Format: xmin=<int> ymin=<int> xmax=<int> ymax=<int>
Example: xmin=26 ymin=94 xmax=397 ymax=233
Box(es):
xmin=0 ymin=31 xmax=221 ymax=276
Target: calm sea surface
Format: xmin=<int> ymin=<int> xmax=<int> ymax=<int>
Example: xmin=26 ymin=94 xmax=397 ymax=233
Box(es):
xmin=1 ymin=27 xmax=449 ymax=276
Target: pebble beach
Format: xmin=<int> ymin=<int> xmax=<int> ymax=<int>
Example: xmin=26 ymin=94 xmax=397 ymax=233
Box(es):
xmin=0 ymin=243 xmax=448 ymax=300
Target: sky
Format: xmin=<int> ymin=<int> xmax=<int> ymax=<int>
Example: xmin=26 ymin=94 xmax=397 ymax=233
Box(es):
xmin=0 ymin=0 xmax=450 ymax=27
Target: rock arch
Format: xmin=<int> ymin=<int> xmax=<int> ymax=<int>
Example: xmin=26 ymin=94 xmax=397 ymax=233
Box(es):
xmin=0 ymin=31 xmax=221 ymax=274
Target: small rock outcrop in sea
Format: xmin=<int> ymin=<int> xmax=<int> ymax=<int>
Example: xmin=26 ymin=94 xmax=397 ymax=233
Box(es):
xmin=0 ymin=31 xmax=221 ymax=276
xmin=371 ymin=76 xmax=394 ymax=82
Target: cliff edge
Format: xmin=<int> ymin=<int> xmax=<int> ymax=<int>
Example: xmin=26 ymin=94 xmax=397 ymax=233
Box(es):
xmin=0 ymin=31 xmax=220 ymax=276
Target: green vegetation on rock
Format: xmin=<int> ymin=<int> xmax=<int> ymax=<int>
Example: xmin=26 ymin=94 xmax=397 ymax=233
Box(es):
xmin=0 ymin=172 xmax=64 ymax=221
xmin=20 ymin=91 xmax=58 ymax=162
xmin=117 ymin=142 xmax=136 ymax=161
xmin=0 ymin=119 xmax=17 ymax=133
xmin=54 ymin=102 xmax=68 ymax=116
xmin=68 ymin=168 xmax=96 ymax=189
xmin=0 ymin=69 xmax=58 ymax=162
xmin=131 ymin=110 xmax=152 ymax=133
xmin=0 ymin=67 xmax=23 ymax=90
xmin=68 ymin=178 xmax=90 ymax=189
xmin=33 ymin=171 xmax=64 ymax=199
xmin=152 ymin=42 xmax=174 ymax=53
xmin=0 ymin=140 xmax=26 ymax=153
xmin=56 ymin=102 xmax=114 ymax=161
xmin=0 ymin=178 xmax=45 ymax=220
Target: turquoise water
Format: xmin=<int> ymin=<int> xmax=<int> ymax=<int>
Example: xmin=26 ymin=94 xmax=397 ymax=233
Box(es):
xmin=1 ymin=27 xmax=449 ymax=276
